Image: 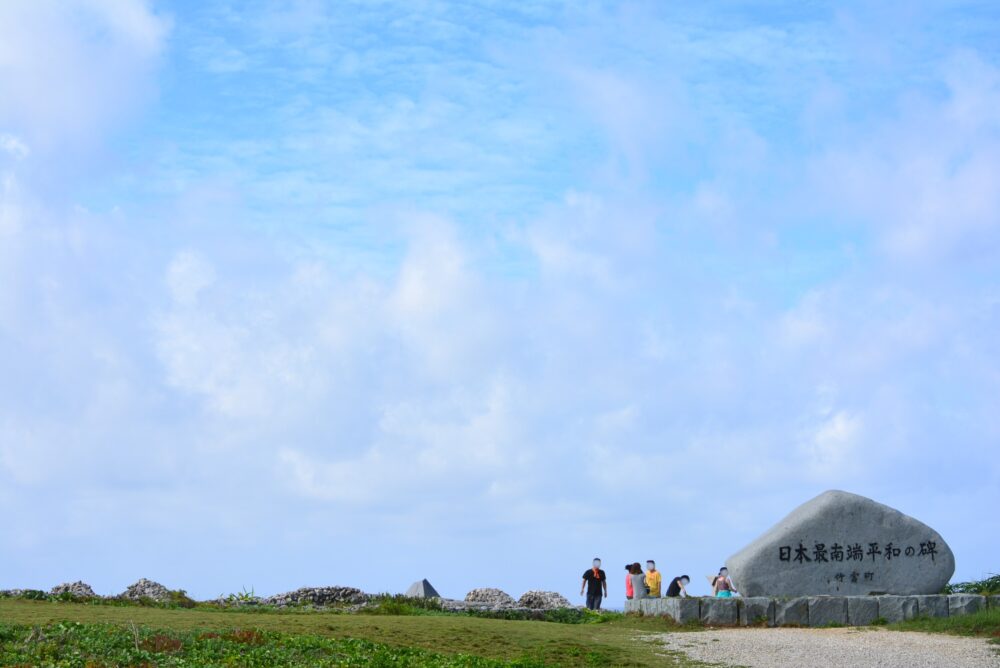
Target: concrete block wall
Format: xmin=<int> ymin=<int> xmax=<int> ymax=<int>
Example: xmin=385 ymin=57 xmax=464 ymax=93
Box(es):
xmin=623 ymin=594 xmax=991 ymax=627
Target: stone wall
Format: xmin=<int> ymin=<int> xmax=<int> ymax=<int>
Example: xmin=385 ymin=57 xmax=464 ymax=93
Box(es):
xmin=624 ymin=594 xmax=994 ymax=627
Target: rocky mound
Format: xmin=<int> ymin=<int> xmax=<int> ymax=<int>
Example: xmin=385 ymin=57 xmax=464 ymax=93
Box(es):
xmin=120 ymin=578 xmax=171 ymax=602
xmin=263 ymin=586 xmax=366 ymax=607
xmin=464 ymin=588 xmax=516 ymax=608
xmin=517 ymin=590 xmax=572 ymax=609
xmin=50 ymin=581 xmax=98 ymax=598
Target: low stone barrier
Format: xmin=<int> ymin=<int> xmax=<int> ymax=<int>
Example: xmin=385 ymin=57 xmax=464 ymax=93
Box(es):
xmin=624 ymin=594 xmax=991 ymax=627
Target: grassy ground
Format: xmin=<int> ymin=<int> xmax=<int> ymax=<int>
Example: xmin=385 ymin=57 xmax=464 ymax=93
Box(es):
xmin=889 ymin=607 xmax=1000 ymax=642
xmin=0 ymin=600 xmax=709 ymax=667
xmin=6 ymin=596 xmax=994 ymax=666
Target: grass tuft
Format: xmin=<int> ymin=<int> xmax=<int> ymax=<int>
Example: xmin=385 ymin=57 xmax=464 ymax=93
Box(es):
xmin=890 ymin=606 xmax=1000 ymax=641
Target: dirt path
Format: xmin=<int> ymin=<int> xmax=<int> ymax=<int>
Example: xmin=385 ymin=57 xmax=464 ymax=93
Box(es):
xmin=648 ymin=627 xmax=1000 ymax=667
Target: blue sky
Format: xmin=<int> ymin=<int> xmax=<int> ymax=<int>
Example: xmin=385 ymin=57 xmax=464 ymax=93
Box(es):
xmin=1 ymin=0 xmax=999 ymax=603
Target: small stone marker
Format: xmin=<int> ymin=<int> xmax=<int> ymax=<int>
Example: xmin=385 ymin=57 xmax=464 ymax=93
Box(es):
xmin=405 ymin=579 xmax=440 ymax=598
xmin=726 ymin=490 xmax=955 ymax=597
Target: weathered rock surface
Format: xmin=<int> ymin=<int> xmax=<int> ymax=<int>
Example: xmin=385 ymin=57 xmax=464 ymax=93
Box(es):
xmin=878 ymin=595 xmax=918 ymax=622
xmin=808 ymin=596 xmax=847 ymax=626
xmin=915 ymin=594 xmax=949 ymax=618
xmin=700 ymin=597 xmax=738 ymax=625
xmin=948 ymin=594 xmax=985 ymax=616
xmin=739 ymin=597 xmax=775 ymax=626
xmin=517 ymin=590 xmax=571 ymax=609
xmin=263 ymin=586 xmax=366 ymax=607
xmin=726 ymin=490 xmax=954 ymax=597
xmin=847 ymin=597 xmax=879 ymax=626
xmin=405 ymin=579 xmax=440 ymax=599
xmin=628 ymin=597 xmax=700 ymax=622
xmin=50 ymin=581 xmax=98 ymax=598
xmin=774 ymin=598 xmax=809 ymax=626
xmin=464 ymin=588 xmax=516 ymax=609
xmin=120 ymin=579 xmax=171 ymax=602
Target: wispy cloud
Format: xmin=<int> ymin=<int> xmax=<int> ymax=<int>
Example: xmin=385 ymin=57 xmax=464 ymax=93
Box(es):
xmin=1 ymin=0 xmax=998 ymax=600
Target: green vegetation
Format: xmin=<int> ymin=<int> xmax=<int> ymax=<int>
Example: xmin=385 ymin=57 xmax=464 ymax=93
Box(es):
xmin=8 ymin=586 xmax=994 ymax=666
xmin=943 ymin=574 xmax=1000 ymax=595
xmin=0 ymin=599 xmax=705 ymax=667
xmin=0 ymin=622 xmax=521 ymax=667
xmin=1 ymin=589 xmax=198 ymax=610
xmin=890 ymin=606 xmax=1000 ymax=642
xmin=358 ymin=594 xmax=444 ymax=616
xmin=465 ymin=608 xmax=614 ymax=624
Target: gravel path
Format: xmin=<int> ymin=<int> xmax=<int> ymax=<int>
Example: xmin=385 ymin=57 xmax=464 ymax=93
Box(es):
xmin=648 ymin=628 xmax=1000 ymax=667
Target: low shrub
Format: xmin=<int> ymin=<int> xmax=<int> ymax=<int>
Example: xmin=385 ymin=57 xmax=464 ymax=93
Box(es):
xmin=944 ymin=574 xmax=1000 ymax=595
xmin=358 ymin=594 xmax=443 ymax=616
xmin=168 ymin=590 xmax=197 ymax=609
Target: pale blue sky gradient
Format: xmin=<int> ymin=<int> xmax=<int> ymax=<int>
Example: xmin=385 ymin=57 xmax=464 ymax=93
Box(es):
xmin=1 ymin=1 xmax=999 ymax=602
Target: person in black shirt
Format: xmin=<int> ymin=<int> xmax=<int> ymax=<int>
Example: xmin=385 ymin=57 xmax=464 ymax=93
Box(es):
xmin=580 ymin=558 xmax=608 ymax=610
xmin=665 ymin=575 xmax=691 ymax=598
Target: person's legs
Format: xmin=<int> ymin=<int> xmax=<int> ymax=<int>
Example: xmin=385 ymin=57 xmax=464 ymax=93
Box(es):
xmin=586 ymin=592 xmax=599 ymax=610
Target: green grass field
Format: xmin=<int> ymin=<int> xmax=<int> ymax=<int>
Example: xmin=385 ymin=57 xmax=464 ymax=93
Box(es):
xmin=0 ymin=600 xmax=711 ymax=667
xmin=2 ymin=597 xmax=997 ymax=666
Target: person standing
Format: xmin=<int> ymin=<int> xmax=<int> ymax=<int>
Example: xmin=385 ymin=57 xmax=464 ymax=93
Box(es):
xmin=628 ymin=563 xmax=647 ymax=600
xmin=624 ymin=564 xmax=634 ymax=600
xmin=580 ymin=558 xmax=608 ymax=610
xmin=645 ymin=560 xmax=662 ymax=598
xmin=712 ymin=567 xmax=736 ymax=598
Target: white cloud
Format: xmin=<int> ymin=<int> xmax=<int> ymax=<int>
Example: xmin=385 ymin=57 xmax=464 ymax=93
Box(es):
xmin=2 ymin=0 xmax=1000 ymax=599
xmin=799 ymin=410 xmax=865 ymax=479
xmin=0 ymin=135 xmax=30 ymax=160
xmin=166 ymin=251 xmax=216 ymax=306
xmin=813 ymin=52 xmax=1000 ymax=263
xmin=83 ymin=0 xmax=170 ymax=55
xmin=278 ymin=377 xmax=524 ymax=504
xmin=0 ymin=0 xmax=169 ymax=151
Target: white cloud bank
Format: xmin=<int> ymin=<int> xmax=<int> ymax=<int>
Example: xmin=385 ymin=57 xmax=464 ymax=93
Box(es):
xmin=0 ymin=2 xmax=997 ymax=600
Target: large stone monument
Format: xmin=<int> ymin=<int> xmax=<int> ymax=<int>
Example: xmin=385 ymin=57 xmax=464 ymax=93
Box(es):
xmin=726 ymin=490 xmax=954 ymax=597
